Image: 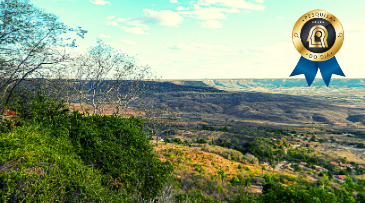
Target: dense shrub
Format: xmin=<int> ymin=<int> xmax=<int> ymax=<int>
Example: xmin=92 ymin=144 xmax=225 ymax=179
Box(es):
xmin=175 ymin=189 xmax=221 ymax=203
xmin=202 ymin=125 xmax=215 ymax=131
xmin=197 ymin=138 xmax=208 ymax=144
xmin=0 ymin=124 xmax=138 ymax=202
xmin=0 ymin=92 xmax=173 ymax=202
xmin=259 ymin=182 xmax=356 ymax=203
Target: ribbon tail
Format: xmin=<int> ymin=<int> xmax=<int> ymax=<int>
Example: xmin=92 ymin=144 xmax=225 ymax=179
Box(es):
xmin=290 ymin=56 xmax=318 ymax=86
xmin=318 ymin=57 xmax=345 ymax=87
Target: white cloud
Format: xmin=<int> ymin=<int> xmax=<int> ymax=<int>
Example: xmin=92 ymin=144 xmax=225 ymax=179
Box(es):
xmin=179 ymin=4 xmax=239 ymax=20
xmin=176 ymin=6 xmax=190 ymax=11
xmin=244 ymin=10 xmax=252 ymax=13
xmin=107 ymin=9 xmax=184 ymax=35
xmin=89 ymin=0 xmax=110 ymax=5
xmin=120 ymin=40 xmax=137 ymax=44
xmin=129 ymin=50 xmax=140 ymax=55
xmin=156 ymin=42 xmax=303 ymax=79
xmin=255 ymin=0 xmax=264 ymax=3
xmin=142 ymin=9 xmax=184 ymax=27
xmin=106 ymin=21 xmax=118 ymax=26
xmin=120 ymin=26 xmax=150 ymax=35
xmin=99 ymin=34 xmax=111 ymax=38
xmin=107 ymin=15 xmax=115 ymax=20
xmin=107 ymin=21 xmax=149 ymax=34
xmin=170 ymin=0 xmax=178 ymax=3
xmin=149 ymin=19 xmax=365 ymax=79
xmin=197 ymin=0 xmax=265 ymax=10
xmin=198 ymin=19 xmax=223 ymax=28
xmin=277 ymin=16 xmax=283 ymax=19
xmin=168 ymin=42 xmax=233 ymax=53
xmin=107 ymin=10 xmax=183 ymax=34
xmin=142 ymin=51 xmax=153 ymax=55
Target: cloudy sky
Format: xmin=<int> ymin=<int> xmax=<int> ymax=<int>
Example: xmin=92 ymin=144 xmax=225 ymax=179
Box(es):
xmin=31 ymin=0 xmax=365 ymax=79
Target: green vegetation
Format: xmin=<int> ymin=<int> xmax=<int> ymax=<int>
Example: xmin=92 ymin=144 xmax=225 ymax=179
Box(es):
xmin=202 ymin=125 xmax=230 ymax=132
xmin=0 ymin=92 xmax=173 ymax=202
xmin=3 ymin=93 xmax=365 ymax=202
xmin=197 ymin=138 xmax=208 ymax=144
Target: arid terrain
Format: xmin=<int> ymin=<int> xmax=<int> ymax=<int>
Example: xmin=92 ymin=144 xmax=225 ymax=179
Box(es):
xmin=135 ymin=79 xmax=365 ymax=201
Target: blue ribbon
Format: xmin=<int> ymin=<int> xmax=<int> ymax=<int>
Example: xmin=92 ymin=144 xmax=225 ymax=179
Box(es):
xmin=290 ymin=56 xmax=345 ymax=87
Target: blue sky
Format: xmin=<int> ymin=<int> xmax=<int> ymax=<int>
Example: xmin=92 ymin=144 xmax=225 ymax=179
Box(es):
xmin=31 ymin=0 xmax=365 ymax=79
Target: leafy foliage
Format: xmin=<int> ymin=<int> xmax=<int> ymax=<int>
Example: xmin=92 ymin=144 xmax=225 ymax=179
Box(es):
xmin=0 ymin=92 xmax=173 ymax=202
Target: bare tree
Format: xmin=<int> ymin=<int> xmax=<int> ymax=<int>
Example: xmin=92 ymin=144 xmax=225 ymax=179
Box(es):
xmin=0 ymin=0 xmax=87 ymax=109
xmin=70 ymin=39 xmax=153 ymax=115
xmin=140 ymin=91 xmax=182 ymax=146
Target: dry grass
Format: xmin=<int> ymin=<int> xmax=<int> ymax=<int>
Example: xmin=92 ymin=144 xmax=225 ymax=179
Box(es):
xmin=152 ymin=141 xmax=297 ymax=187
xmin=68 ymin=103 xmax=145 ymax=116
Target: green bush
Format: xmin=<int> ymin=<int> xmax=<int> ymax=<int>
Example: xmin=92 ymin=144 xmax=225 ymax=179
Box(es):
xmin=217 ymin=127 xmax=230 ymax=132
xmin=197 ymin=138 xmax=208 ymax=144
xmin=163 ymin=130 xmax=176 ymax=135
xmin=230 ymin=176 xmax=240 ymax=186
xmin=183 ymin=140 xmax=191 ymax=146
xmin=172 ymin=138 xmax=183 ymax=144
xmin=0 ymin=92 xmax=173 ymax=202
xmin=202 ymin=125 xmax=215 ymax=131
xmin=175 ymin=190 xmax=221 ymax=203
xmin=259 ymin=182 xmax=356 ymax=203
xmin=0 ymin=125 xmax=123 ymax=202
xmin=293 ymin=164 xmax=303 ymax=172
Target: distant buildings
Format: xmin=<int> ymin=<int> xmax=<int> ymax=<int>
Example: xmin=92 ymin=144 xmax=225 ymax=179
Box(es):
xmin=339 ymin=163 xmax=352 ymax=168
xmin=335 ymin=175 xmax=347 ymax=182
xmin=281 ymin=165 xmax=292 ymax=170
xmin=314 ymin=165 xmax=328 ymax=172
xmin=154 ymin=137 xmax=165 ymax=142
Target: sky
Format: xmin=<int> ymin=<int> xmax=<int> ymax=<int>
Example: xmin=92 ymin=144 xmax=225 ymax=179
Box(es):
xmin=30 ymin=0 xmax=365 ymax=79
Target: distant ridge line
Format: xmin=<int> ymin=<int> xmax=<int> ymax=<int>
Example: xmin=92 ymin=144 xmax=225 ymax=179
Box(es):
xmin=158 ymin=78 xmax=365 ymax=81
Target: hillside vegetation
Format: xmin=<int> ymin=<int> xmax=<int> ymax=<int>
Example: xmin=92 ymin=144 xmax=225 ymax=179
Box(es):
xmin=0 ymin=93 xmax=172 ymax=202
xmin=2 ymin=92 xmax=365 ymax=202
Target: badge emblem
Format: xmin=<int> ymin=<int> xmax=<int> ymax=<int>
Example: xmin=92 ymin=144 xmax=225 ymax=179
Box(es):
xmin=290 ymin=9 xmax=345 ymax=86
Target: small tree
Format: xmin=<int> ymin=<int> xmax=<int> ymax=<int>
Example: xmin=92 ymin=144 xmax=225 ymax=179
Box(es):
xmin=217 ymin=168 xmax=227 ymax=185
xmin=230 ymin=176 xmax=240 ymax=186
xmin=293 ymin=164 xmax=303 ymax=172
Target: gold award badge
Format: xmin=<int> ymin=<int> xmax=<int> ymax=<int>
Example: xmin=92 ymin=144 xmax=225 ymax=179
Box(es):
xmin=290 ymin=9 xmax=345 ymax=86
xmin=292 ymin=9 xmax=344 ymax=62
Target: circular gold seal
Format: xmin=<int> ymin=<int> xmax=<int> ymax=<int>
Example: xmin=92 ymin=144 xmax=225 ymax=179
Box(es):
xmin=292 ymin=9 xmax=344 ymax=62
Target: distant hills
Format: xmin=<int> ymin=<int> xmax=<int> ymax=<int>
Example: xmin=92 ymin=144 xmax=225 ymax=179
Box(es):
xmin=162 ymin=79 xmax=365 ymax=89
xmin=135 ymin=78 xmax=365 ymax=128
